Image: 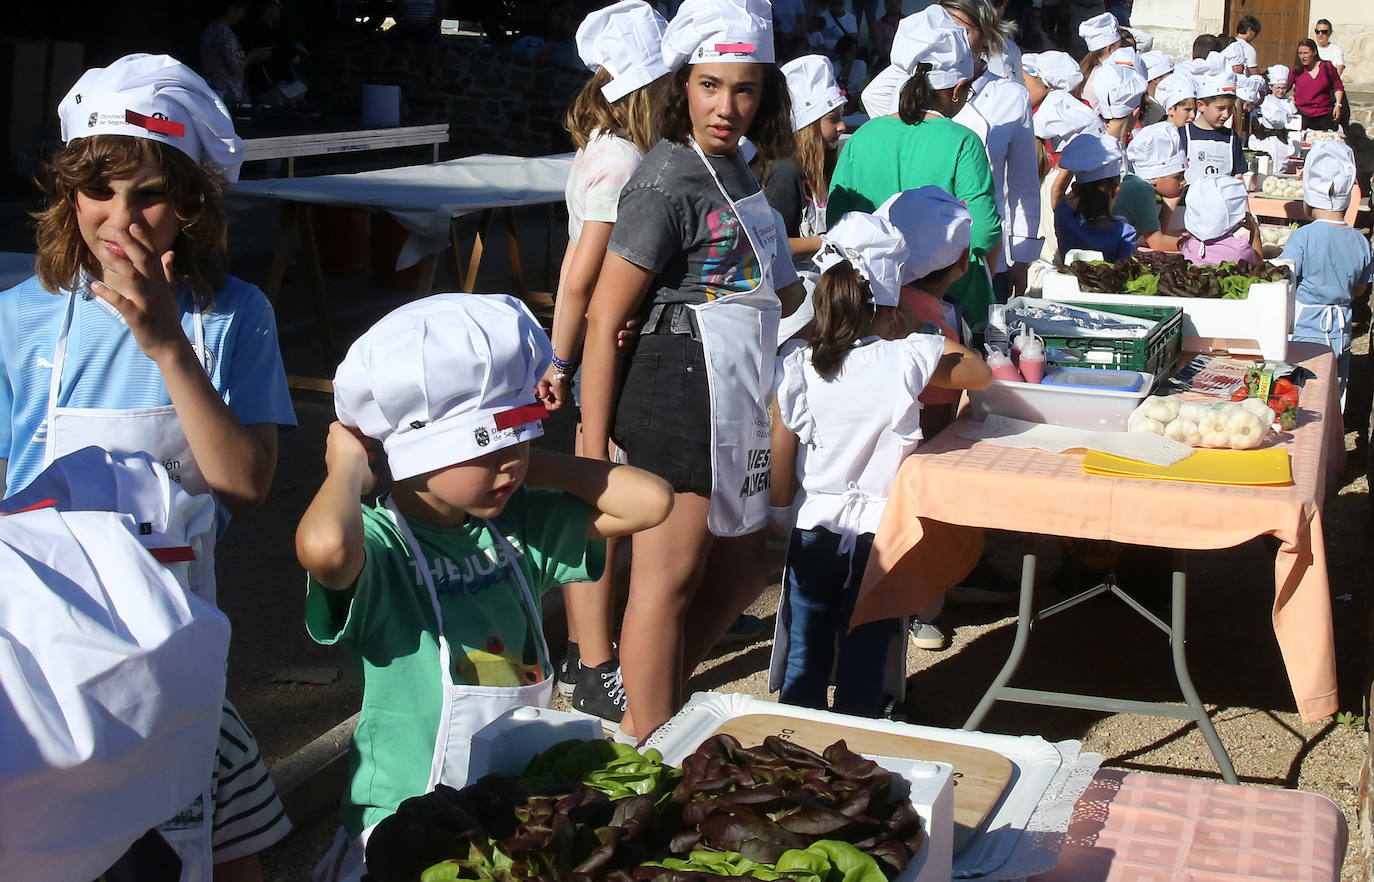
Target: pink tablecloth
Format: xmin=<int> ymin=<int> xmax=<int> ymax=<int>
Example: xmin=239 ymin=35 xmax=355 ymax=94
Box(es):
xmin=855 ymin=343 xmax=1344 ymax=723
xmin=1031 ymin=770 xmax=1347 ymax=881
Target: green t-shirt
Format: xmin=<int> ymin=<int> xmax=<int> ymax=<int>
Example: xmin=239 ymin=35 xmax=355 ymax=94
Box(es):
xmin=827 ymin=116 xmax=1003 ymax=328
xmin=305 ymin=487 xmax=606 ymax=835
xmin=1113 ymin=174 xmax=1162 ymax=237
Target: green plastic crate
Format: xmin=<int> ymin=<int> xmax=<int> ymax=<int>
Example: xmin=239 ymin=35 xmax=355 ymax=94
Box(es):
xmin=1040 ymin=300 xmax=1184 ymax=378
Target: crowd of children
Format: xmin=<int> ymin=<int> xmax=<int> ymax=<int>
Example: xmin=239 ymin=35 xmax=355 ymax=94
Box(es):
xmin=1 ymin=0 xmax=1370 ymax=878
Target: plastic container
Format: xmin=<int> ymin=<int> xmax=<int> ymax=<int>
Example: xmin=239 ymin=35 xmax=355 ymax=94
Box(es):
xmin=1042 ymin=366 xmax=1146 ymax=392
xmin=969 ymin=371 xmax=1156 ymax=431
xmin=465 ymin=706 xmax=603 ymax=784
xmin=1016 ymin=331 xmax=1046 ymax=383
xmin=1008 ymin=297 xmax=1183 ymax=378
xmin=985 ymin=345 xmax=1023 ymax=382
xmin=1042 ymin=264 xmax=1294 ymax=360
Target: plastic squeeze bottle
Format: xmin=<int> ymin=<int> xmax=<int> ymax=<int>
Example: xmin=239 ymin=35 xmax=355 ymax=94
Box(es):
xmin=1018 ymin=334 xmax=1047 ymax=384
xmin=1010 ymin=323 xmax=1030 ymax=368
xmin=985 ymin=345 xmax=1024 ymax=382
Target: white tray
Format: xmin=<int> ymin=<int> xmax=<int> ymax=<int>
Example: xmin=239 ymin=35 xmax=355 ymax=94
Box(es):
xmin=644 ymin=692 xmax=1066 ymax=880
xmin=969 ymin=373 xmax=1155 ymax=432
xmin=1043 ymin=264 xmax=1295 ymax=360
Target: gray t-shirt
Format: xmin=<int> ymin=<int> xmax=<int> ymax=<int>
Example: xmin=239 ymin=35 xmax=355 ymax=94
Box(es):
xmin=608 ymin=139 xmax=798 ymax=307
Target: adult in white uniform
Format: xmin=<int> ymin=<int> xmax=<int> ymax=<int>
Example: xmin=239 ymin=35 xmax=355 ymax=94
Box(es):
xmin=581 ymin=0 xmax=805 ymax=741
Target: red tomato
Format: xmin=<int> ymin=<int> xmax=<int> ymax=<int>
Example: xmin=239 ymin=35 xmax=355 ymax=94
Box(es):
xmin=1274 ymin=378 xmax=1298 ymax=396
xmin=1232 ymin=387 xmax=1250 ymax=401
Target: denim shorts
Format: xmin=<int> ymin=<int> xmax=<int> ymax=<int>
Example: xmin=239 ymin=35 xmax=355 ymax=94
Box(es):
xmin=612 ymin=333 xmax=713 ymax=494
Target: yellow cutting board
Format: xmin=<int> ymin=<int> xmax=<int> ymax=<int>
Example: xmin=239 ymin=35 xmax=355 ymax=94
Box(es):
xmin=711 ymin=714 xmax=1014 ymax=853
xmin=1082 ymin=447 xmax=1292 ymax=485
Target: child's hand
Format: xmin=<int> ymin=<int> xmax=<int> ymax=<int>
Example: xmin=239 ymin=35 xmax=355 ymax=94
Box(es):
xmin=537 ymin=364 xmax=572 ymax=411
xmin=326 ymin=422 xmax=378 ymax=495
xmin=90 ymin=224 xmax=188 ymax=366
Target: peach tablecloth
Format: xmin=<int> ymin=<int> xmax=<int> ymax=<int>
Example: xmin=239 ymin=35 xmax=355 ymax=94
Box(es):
xmin=1248 ymin=181 xmax=1361 ymax=225
xmin=855 ymin=343 xmax=1344 ymax=723
xmin=1030 ymin=769 xmax=1347 ymax=881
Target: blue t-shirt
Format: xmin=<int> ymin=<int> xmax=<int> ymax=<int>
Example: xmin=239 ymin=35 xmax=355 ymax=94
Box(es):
xmin=1054 ymin=202 xmax=1138 ymax=262
xmin=0 ymin=274 xmax=297 ymax=498
xmin=1281 ymin=220 xmax=1374 ymax=350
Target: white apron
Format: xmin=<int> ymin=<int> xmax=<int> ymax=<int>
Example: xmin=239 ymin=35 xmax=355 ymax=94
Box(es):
xmin=313 ymin=500 xmax=554 ymax=882
xmin=44 ymin=292 xmax=212 ymax=496
xmin=1182 ymin=128 xmax=1238 ymax=186
xmin=687 ymin=139 xmax=783 ymax=537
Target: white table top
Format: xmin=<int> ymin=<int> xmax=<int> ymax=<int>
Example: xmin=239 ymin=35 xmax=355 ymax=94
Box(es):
xmin=227 ymin=153 xmax=573 ymax=267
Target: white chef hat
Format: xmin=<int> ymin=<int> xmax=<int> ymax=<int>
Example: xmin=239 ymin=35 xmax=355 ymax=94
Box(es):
xmin=783 ymin=54 xmax=845 ymax=131
xmin=1184 ymin=174 xmax=1248 ymax=242
xmin=890 ymin=6 xmax=975 ymax=90
xmin=1257 ymin=94 xmax=1295 ymax=130
xmin=1179 ymin=53 xmax=1225 ymax=78
xmin=1220 ymin=39 xmax=1247 ymax=71
xmin=1236 ymin=74 xmax=1267 ymax=104
xmin=1095 ymin=62 xmax=1146 ymax=119
xmin=1266 ymin=64 xmax=1290 ymax=85
xmin=1196 ymin=70 xmax=1238 ymax=100
xmin=661 ymin=0 xmax=773 ymax=68
xmin=1078 ymin=12 xmax=1121 ymax=52
xmin=57 ymin=53 xmax=244 ymax=182
xmin=1034 ymin=89 xmax=1106 ymax=152
xmin=1028 ymin=50 xmax=1083 ymax=91
xmin=1127 ymin=122 xmax=1186 ymax=179
xmin=875 ymin=187 xmax=972 ymax=284
xmin=1304 ymin=141 xmax=1357 ymax=211
xmin=576 ymin=0 xmax=671 ymax=103
xmin=333 ymin=294 xmax=551 ymax=481
xmin=812 ymin=212 xmax=910 ymax=308
xmin=1141 ymin=49 xmax=1173 ymax=82
xmin=1155 ymin=71 xmax=1196 ymax=111
xmin=1058 ymin=132 xmax=1126 ymax=183
xmin=1106 ymin=47 xmax=1147 ymax=82
xmin=860 ymin=64 xmax=905 ymax=117
xmin=1124 ymin=26 xmax=1153 ymax=53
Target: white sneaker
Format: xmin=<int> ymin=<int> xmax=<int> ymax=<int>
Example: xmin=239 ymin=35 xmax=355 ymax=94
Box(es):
xmin=908 ymin=619 xmax=946 ymax=651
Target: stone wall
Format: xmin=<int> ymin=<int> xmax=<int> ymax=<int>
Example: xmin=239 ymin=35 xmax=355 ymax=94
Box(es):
xmin=311 ymin=34 xmax=593 ymax=157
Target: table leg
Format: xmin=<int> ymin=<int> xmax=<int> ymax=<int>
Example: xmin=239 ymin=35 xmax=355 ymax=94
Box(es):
xmin=462 ymin=209 xmax=494 ymax=293
xmin=1170 ymin=559 xmax=1238 ymax=784
xmin=502 ymin=206 xmax=529 ymax=301
xmin=964 ymin=553 xmax=1039 ymax=731
xmin=447 ymin=219 xmax=468 ymax=289
xmin=295 ymin=206 xmax=338 ymax=360
xmin=414 ymin=253 xmax=439 ymax=300
xmin=263 ymin=203 xmax=302 ymax=307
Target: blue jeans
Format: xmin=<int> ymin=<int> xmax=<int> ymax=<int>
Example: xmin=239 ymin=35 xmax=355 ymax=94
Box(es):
xmin=781 ymin=526 xmax=901 ymax=717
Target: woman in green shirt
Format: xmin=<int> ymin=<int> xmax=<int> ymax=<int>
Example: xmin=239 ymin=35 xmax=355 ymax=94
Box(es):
xmin=829 ymin=7 xmax=1001 ymax=327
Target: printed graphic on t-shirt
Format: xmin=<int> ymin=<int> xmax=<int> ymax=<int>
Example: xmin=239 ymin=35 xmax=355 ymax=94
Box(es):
xmin=408 ymin=535 xmax=526 ymax=598
xmin=458 ymin=633 xmax=543 ymax=686
xmin=703 ymin=206 xmax=762 ymax=300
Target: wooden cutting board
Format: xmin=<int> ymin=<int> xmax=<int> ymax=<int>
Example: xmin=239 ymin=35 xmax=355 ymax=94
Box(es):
xmin=712 ymin=714 xmax=1014 ymax=853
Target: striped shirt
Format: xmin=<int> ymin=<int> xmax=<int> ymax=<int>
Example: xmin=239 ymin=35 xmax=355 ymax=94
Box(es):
xmin=208 ymin=699 xmax=292 ymax=863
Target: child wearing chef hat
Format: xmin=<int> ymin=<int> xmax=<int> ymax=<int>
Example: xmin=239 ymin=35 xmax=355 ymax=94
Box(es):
xmin=1053 ymin=132 xmax=1137 ymax=261
xmin=1180 ymin=174 xmax=1260 ymax=266
xmin=298 ymin=293 xmax=672 ymax=876
xmin=3 ymin=52 xmax=297 ymax=879
xmin=537 ymin=0 xmax=671 ymax=726
xmin=1250 ymin=93 xmax=1297 ymax=169
xmin=580 ymin=0 xmax=809 ymax=743
xmin=1092 ymin=61 xmax=1147 ymax=142
xmin=832 ymin=6 xmax=1002 ymax=328
xmin=770 ymin=211 xmax=989 ymax=715
xmin=1233 ymin=74 xmax=1267 ymax=138
xmin=1138 ymin=50 xmax=1175 ymax=126
xmin=1076 ymin=12 xmax=1122 ymax=95
xmin=1155 ymin=71 xmax=1198 ymax=128
xmin=1033 ymin=90 xmax=1108 ymax=261
xmin=1266 ymin=64 xmax=1292 ymax=100
xmin=1021 ymin=50 xmax=1083 ymax=107
xmin=1084 ymin=46 xmax=1144 ymax=117
xmin=761 ymin=54 xmax=847 ymax=270
xmin=1180 ymin=70 xmax=1245 ymax=185
xmin=1118 ymin=122 xmax=1188 ymax=251
xmin=1280 ymin=142 xmax=1372 ymax=405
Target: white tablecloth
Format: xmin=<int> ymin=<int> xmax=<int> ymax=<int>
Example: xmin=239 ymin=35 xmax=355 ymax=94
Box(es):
xmin=227 ymin=153 xmax=573 ymax=268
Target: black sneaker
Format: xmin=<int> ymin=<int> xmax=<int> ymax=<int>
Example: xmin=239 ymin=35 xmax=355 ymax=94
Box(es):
xmin=571 ymin=659 xmax=627 ymax=724
xmin=555 ymin=642 xmax=579 ymax=697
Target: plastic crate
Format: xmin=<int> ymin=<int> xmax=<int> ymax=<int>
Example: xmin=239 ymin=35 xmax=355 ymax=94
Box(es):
xmin=1036 ymin=300 xmax=1184 ymax=377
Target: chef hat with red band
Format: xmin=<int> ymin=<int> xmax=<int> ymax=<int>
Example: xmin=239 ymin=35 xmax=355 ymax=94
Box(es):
xmin=333 ymin=294 xmax=551 ymax=480
xmin=661 ymin=0 xmax=774 ymax=68
xmin=58 ymin=54 xmax=244 ymax=183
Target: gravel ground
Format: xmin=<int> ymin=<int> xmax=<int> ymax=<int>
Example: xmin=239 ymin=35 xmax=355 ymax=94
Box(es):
xmin=188 ymin=201 xmax=1372 ymax=880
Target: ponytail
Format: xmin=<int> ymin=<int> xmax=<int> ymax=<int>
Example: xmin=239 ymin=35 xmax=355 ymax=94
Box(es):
xmin=896 ymin=64 xmax=939 ymax=125
xmin=806 ymin=261 xmax=873 ymax=378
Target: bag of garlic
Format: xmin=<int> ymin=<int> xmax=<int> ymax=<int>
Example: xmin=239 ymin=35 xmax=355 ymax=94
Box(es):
xmin=1127 ymin=395 xmax=1273 ymax=449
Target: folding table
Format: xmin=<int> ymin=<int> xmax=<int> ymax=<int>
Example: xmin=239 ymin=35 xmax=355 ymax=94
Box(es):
xmin=227 ymin=153 xmax=573 ymax=361
xmin=853 ymin=344 xmax=1345 ymax=783
xmin=241 ymin=123 xmax=450 ymax=177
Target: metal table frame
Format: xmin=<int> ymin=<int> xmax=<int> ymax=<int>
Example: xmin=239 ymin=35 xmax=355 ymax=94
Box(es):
xmin=241 ymin=124 xmax=449 ymax=177
xmin=962 ymin=550 xmax=1239 ymax=784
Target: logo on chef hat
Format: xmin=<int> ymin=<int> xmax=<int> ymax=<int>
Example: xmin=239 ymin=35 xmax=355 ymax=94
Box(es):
xmin=475 ymin=427 xmax=491 ymax=447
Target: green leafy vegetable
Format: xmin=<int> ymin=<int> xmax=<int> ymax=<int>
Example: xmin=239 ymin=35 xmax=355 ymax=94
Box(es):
xmin=1065 ymin=253 xmax=1291 ymax=300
